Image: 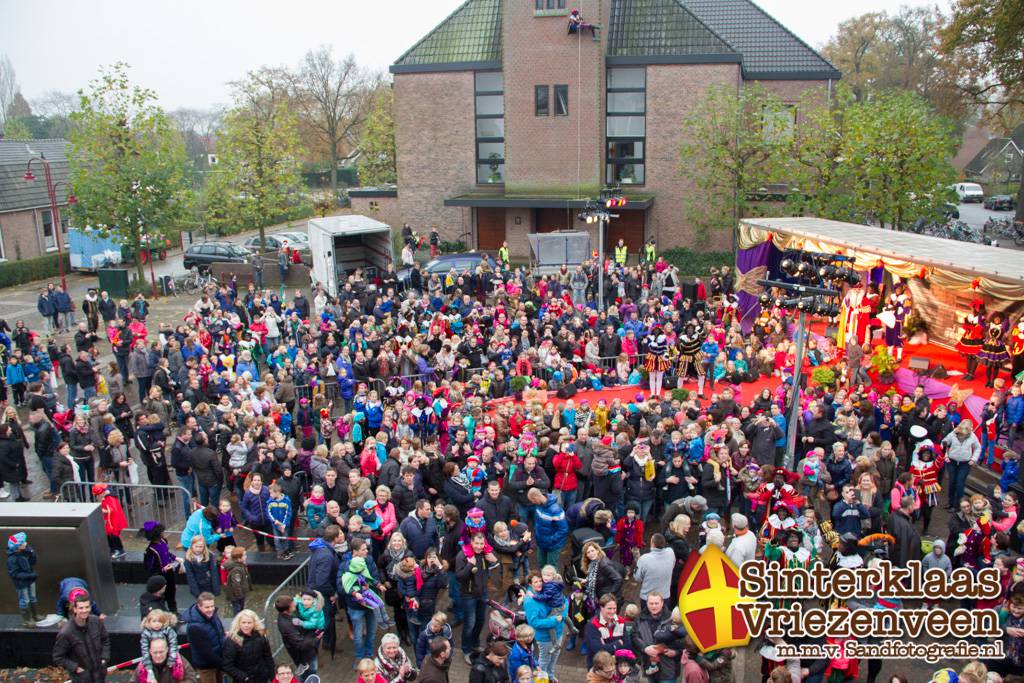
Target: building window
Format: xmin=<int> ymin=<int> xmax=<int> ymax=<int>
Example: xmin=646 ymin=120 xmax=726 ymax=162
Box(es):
xmin=535 ymin=0 xmax=566 ymax=9
xmin=762 ymin=104 xmax=797 ymax=142
xmin=535 ymin=86 xmax=549 ymax=117
xmin=606 ymin=67 xmax=646 ymax=185
xmin=554 ymin=85 xmax=568 ymax=116
xmin=475 ymin=71 xmax=505 ymax=185
xmin=0 ymin=228 xmax=5 ymax=261
xmin=41 ymin=209 xmax=68 ymax=251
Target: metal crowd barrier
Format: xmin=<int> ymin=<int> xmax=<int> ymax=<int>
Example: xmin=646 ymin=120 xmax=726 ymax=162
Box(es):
xmin=264 ymin=556 xmax=312 ymax=657
xmin=59 ymin=481 xmax=194 ymax=534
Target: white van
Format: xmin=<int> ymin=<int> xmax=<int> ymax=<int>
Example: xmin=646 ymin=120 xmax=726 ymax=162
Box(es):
xmin=308 ymin=215 xmax=394 ymax=296
xmin=954 ymin=182 xmax=984 ymax=203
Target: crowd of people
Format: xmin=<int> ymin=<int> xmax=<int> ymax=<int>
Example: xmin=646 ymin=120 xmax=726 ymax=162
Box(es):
xmin=2 ymin=239 xmax=1024 ymax=683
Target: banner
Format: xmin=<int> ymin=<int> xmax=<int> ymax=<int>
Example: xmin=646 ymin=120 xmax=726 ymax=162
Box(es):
xmin=735 ymin=240 xmax=773 ymax=334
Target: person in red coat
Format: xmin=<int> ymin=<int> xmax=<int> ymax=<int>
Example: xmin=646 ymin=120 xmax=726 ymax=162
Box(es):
xmin=552 ymin=443 xmax=583 ymax=510
xmin=94 ymin=483 xmax=128 ymax=559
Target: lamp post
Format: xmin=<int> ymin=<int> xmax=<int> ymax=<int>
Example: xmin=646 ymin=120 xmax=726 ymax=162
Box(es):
xmin=579 ymin=187 xmax=626 ymax=312
xmin=24 ymin=155 xmax=74 ymax=291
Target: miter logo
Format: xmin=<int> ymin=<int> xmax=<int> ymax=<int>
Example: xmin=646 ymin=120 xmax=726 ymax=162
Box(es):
xmin=676 ymin=545 xmax=752 ymax=653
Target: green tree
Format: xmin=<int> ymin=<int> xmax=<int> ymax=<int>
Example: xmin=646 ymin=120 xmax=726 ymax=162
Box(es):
xmin=356 ymin=86 xmax=396 ymax=187
xmin=941 ymin=0 xmax=1024 ymax=221
xmin=679 ymin=83 xmax=792 ymax=246
xmin=837 ymin=90 xmax=958 ymax=229
xmin=2 ymin=116 xmax=31 ymax=139
xmin=68 ymin=63 xmax=193 ymax=284
xmin=204 ymin=69 xmax=307 ymax=247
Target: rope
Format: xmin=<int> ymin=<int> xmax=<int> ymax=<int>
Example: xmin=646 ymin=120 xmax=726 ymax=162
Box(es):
xmin=576 ymin=26 xmax=582 ymax=200
xmin=62 ymin=645 xmax=191 ymax=683
xmin=237 ymin=523 xmax=318 ymax=542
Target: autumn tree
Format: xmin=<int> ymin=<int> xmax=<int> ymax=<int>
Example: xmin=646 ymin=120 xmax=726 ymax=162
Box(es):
xmin=294 ymin=45 xmax=377 ymax=196
xmin=0 ymin=55 xmax=17 ymax=127
xmin=679 ymin=84 xmax=792 ymax=246
xmin=68 ymin=63 xmax=193 ymax=283
xmin=941 ymin=0 xmax=1024 ymax=220
xmin=357 ymin=86 xmax=396 ymax=187
xmin=203 ymin=68 xmax=307 ymax=248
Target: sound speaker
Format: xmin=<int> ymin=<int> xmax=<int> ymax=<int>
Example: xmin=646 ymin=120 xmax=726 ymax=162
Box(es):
xmin=556 ymin=384 xmax=577 ymax=399
xmin=908 ymin=356 xmax=930 ymax=372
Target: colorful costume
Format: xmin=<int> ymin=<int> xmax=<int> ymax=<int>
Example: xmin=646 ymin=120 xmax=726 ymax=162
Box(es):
xmin=957 ymin=301 xmax=986 ymax=380
xmin=979 ymin=315 xmax=1010 ymax=387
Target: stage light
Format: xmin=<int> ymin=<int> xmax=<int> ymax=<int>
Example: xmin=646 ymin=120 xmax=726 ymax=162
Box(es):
xmin=797 ymin=262 xmax=812 ymax=276
xmin=780 ymin=258 xmax=797 ymax=275
xmin=819 ymin=265 xmax=836 ymax=279
xmin=759 ymin=293 xmax=772 ymax=305
xmin=847 ymin=271 xmax=861 ymax=286
xmin=796 ymin=298 xmax=811 ymax=311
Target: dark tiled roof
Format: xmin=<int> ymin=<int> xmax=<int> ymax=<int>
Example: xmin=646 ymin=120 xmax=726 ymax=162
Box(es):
xmin=607 ymin=0 xmax=737 ymax=60
xmin=679 ymin=0 xmax=840 ymax=79
xmin=1011 ymin=124 xmax=1024 ymax=150
xmin=964 ymin=137 xmax=1019 ymax=176
xmin=0 ymin=139 xmax=71 ymax=213
xmin=392 ymin=0 xmax=502 ymax=71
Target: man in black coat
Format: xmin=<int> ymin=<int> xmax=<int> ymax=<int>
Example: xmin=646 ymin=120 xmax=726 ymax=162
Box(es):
xmin=59 ymin=346 xmax=80 ymax=407
xmin=392 ymin=467 xmax=427 ymax=520
xmin=802 ymin=405 xmax=837 ymax=454
xmin=275 ymin=595 xmax=318 ymax=675
xmin=189 ymin=433 xmax=222 ymax=507
xmin=477 ymin=480 xmax=516 ymax=527
xmin=183 ymin=593 xmax=225 ymax=683
xmin=53 ymin=594 xmax=110 ymax=683
xmin=74 ymin=351 xmax=98 ymax=402
xmin=597 ymin=325 xmax=622 ymax=359
xmin=889 ymin=495 xmax=923 ymax=568
xmin=632 ymin=593 xmax=681 ymax=682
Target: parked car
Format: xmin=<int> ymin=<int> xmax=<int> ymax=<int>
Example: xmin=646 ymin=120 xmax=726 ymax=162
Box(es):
xmin=183 ymin=242 xmax=251 ymax=272
xmin=953 ymin=182 xmax=985 ymax=203
xmin=983 ymin=194 xmax=1016 ymax=211
xmin=242 ymin=233 xmax=312 ymax=264
xmin=397 ymin=252 xmax=487 ymax=283
xmin=274 ymin=230 xmax=309 ymax=244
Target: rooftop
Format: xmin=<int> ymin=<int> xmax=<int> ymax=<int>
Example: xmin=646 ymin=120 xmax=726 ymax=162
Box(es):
xmin=0 ymin=138 xmax=72 ymax=214
xmin=392 ymin=0 xmax=838 ymax=79
xmin=740 ymin=216 xmax=1024 ymax=284
xmin=963 ymin=137 xmax=1021 ymax=176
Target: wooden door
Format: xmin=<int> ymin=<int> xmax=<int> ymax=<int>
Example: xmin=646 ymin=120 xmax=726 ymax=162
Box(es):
xmin=535 ymin=207 xmax=575 ymax=233
xmin=476 ymin=208 xmax=506 ymax=250
xmin=606 ymin=210 xmax=646 ymax=251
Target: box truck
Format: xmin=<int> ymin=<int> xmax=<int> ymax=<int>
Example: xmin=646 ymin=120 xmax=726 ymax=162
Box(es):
xmin=308 ymin=215 xmax=394 ymax=296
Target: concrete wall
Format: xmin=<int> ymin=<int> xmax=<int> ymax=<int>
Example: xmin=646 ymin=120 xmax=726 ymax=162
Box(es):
xmin=645 ymin=63 xmax=742 ymax=252
xmin=502 ymin=0 xmax=607 ymax=195
xmin=394 ymin=72 xmax=479 ymax=242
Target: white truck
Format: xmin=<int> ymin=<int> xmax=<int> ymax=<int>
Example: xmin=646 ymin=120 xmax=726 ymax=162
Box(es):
xmin=308 ymin=215 xmax=395 ymax=296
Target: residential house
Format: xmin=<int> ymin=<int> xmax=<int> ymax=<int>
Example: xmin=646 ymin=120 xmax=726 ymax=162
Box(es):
xmin=0 ymin=138 xmax=72 ymax=262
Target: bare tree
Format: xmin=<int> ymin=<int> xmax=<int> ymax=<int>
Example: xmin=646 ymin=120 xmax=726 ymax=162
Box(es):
xmin=295 ymin=45 xmax=378 ymax=194
xmin=0 ymin=55 xmax=19 ymax=126
xmin=170 ymin=107 xmax=224 ymax=162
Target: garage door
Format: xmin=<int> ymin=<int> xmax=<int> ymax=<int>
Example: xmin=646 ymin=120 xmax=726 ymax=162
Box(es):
xmin=606 ymin=210 xmax=646 ymax=252
xmin=476 ymin=208 xmax=505 ymax=250
xmin=535 ymin=207 xmax=575 ymax=233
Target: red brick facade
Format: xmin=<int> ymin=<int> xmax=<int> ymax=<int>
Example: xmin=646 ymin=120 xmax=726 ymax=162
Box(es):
xmin=0 ymin=207 xmax=67 ymax=262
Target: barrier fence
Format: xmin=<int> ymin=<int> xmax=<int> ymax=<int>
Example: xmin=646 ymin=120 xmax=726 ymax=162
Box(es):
xmin=263 ymin=556 xmax=312 ymax=657
xmin=58 ymin=481 xmax=194 ymax=535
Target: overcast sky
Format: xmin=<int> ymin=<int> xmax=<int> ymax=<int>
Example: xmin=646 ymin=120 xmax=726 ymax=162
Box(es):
xmin=1 ymin=0 xmax=949 ymax=112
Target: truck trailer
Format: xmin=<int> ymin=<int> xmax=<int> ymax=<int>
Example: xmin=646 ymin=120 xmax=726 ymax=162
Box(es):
xmin=308 ymin=215 xmax=394 ymax=296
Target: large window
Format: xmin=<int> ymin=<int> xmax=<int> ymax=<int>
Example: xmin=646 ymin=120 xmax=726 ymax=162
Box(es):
xmin=475 ymin=71 xmax=505 ymax=185
xmin=41 ymin=208 xmax=69 ymax=252
xmin=606 ymin=67 xmax=645 ymax=185
xmin=535 ymin=0 xmax=566 ymax=9
xmin=0 ymin=227 xmax=5 ymax=261
xmin=535 ymin=85 xmax=549 ymax=117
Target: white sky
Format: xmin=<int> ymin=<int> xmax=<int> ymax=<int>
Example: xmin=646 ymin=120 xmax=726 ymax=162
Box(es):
xmin=0 ymin=0 xmax=949 ymax=111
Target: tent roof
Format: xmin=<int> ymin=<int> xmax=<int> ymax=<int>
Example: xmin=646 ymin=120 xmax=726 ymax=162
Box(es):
xmin=739 ymin=216 xmax=1024 ymax=285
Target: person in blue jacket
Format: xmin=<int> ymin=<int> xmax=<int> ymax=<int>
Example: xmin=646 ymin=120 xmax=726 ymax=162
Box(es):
xmin=524 ymin=572 xmax=567 ymax=679
xmin=5 ymin=356 xmax=26 ymax=406
xmin=337 ymin=367 xmax=355 ymax=414
xmin=37 ymin=289 xmax=58 ymax=334
xmin=267 ymin=482 xmax=294 ymax=559
xmin=180 ymin=505 xmax=223 ymax=550
xmin=529 ymin=489 xmax=569 ymax=568
xmin=53 ymin=286 xmax=74 ymax=332
xmin=240 ymin=472 xmax=272 ymax=552
xmin=182 ymin=593 xmax=225 ymax=679
xmin=507 ymin=623 xmax=540 ymax=677
xmin=305 ymin=526 xmax=341 ymax=651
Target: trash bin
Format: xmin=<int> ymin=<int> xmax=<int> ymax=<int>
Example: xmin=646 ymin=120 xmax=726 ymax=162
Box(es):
xmin=97 ymin=268 xmax=130 ymax=299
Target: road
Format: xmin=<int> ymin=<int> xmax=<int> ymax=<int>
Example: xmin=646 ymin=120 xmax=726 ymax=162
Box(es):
xmin=0 ymin=220 xmax=309 ymax=331
xmin=956 ymin=200 xmax=1022 ymax=248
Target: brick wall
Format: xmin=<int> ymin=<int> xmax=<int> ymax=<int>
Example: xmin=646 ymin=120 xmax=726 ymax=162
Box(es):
xmin=503 ymin=207 xmax=531 ymax=258
xmin=0 ymin=208 xmax=46 ymax=261
xmin=757 ymin=79 xmax=831 ymax=117
xmin=502 ymin=0 xmax=607 ymax=195
xmin=350 ymin=196 xmax=402 ymax=233
xmin=645 ymin=63 xmax=741 ymax=252
xmin=394 ymin=72 xmax=479 ymax=243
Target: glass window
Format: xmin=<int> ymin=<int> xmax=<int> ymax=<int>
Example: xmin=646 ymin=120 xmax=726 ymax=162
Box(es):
xmin=0 ymin=229 xmax=5 ymax=260
xmin=477 ymin=141 xmax=505 ymax=159
xmin=477 ymin=163 xmax=505 ymax=184
xmin=608 ymin=91 xmax=645 ymax=113
xmin=476 ymin=95 xmax=503 ymax=116
xmin=41 ymin=209 xmax=56 ymax=250
xmin=475 ymin=72 xmax=503 ymax=93
xmin=535 ymin=85 xmax=549 ymax=117
xmin=606 ymin=163 xmax=645 ymax=184
xmin=762 ymin=105 xmax=797 ymax=142
xmin=607 ymin=140 xmax=643 ymax=159
xmin=555 ymin=85 xmax=568 ymax=116
xmin=537 ymin=0 xmax=566 ymax=8
xmin=476 ymin=118 xmax=504 ymax=138
xmin=607 ymin=116 xmax=645 ymax=137
xmin=608 ymin=68 xmax=645 ymax=89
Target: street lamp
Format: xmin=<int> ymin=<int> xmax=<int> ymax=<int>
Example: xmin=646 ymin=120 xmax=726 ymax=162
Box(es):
xmin=24 ymin=155 xmax=73 ymax=290
xmin=577 ymin=187 xmax=627 ymax=311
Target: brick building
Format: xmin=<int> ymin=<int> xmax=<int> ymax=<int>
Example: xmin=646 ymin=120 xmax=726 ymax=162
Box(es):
xmin=0 ymin=139 xmax=72 ymax=262
xmin=389 ymin=0 xmax=839 ymax=258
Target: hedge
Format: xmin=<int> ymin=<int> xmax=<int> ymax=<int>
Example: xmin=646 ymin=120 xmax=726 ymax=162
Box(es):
xmin=0 ymin=252 xmax=71 ymax=289
xmin=661 ymin=248 xmax=735 ymax=276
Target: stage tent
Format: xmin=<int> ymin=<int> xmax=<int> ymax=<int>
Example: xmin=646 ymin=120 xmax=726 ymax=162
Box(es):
xmin=734 ymin=216 xmax=1024 ymax=352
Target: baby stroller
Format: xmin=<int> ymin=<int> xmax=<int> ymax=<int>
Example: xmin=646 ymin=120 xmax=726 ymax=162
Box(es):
xmin=487 ymin=584 xmax=527 ymax=644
